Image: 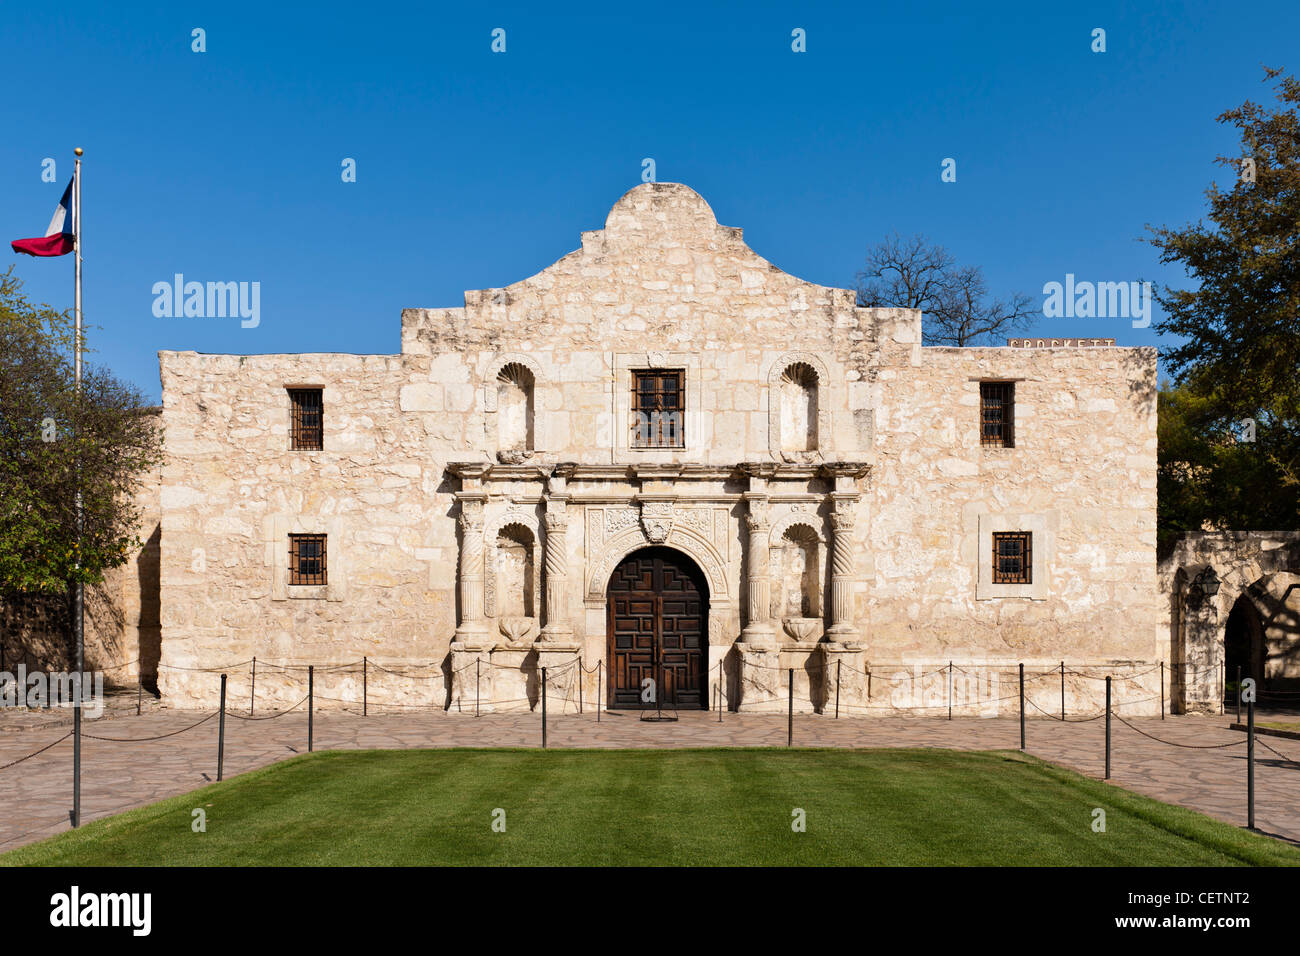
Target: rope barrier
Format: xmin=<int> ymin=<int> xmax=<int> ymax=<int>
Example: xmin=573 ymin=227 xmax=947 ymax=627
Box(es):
xmin=225 ymin=696 xmax=311 ymax=721
xmin=156 ymin=659 xmax=254 ymax=672
xmin=1111 ymin=713 xmax=1246 ymax=750
xmin=367 ymin=663 xmax=445 ymax=680
xmin=93 ymin=658 xmax=141 ymax=671
xmin=1063 ymin=664 xmax=1164 ymax=681
xmin=1255 ymin=737 xmax=1300 ymax=768
xmin=0 ymin=731 xmax=72 ymax=771
xmin=82 ymin=711 xmax=217 ymax=743
xmin=0 ymin=814 xmax=75 ymax=848
xmin=1023 ymin=695 xmax=1107 ymax=722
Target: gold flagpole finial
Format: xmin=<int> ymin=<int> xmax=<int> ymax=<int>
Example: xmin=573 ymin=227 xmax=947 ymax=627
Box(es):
xmin=74 ymin=147 xmax=83 ymax=156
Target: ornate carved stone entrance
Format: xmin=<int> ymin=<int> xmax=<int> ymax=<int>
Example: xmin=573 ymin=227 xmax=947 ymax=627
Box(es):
xmin=606 ymin=547 xmax=708 ymax=709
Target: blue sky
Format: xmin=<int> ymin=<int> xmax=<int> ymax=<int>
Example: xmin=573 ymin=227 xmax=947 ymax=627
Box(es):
xmin=3 ymin=1 xmax=1294 ymax=402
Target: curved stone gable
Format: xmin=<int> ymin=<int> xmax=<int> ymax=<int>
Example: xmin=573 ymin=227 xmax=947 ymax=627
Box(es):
xmin=401 ymin=182 xmax=863 ymax=358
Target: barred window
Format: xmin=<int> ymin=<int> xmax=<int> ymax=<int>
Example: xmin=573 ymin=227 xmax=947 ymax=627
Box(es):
xmin=980 ymin=381 xmax=1014 ymax=447
xmin=289 ymin=388 xmax=323 ymax=450
xmin=632 ymin=370 xmax=684 ymax=449
xmin=992 ymin=531 xmax=1031 ymax=584
xmin=289 ymin=534 xmax=327 ymax=586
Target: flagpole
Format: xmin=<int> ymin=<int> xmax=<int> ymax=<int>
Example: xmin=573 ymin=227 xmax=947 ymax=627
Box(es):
xmin=71 ymin=146 xmax=83 ymax=829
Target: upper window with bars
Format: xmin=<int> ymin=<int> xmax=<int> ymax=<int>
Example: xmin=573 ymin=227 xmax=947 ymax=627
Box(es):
xmin=289 ymin=388 xmax=323 ymax=450
xmin=979 ymin=381 xmax=1015 ymax=448
xmin=289 ymin=534 xmax=327 ymax=586
xmin=631 ymin=370 xmax=684 ymax=449
xmin=991 ymin=531 xmax=1032 ymax=584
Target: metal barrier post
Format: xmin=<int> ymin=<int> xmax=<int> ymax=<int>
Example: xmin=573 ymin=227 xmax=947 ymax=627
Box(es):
xmin=787 ymin=668 xmax=793 ymax=747
xmin=541 ymin=666 xmax=548 ymax=749
xmin=1104 ymin=676 xmax=1112 ymax=780
xmin=947 ymin=661 xmax=953 ymax=720
xmin=476 ymin=658 xmax=481 ymax=718
xmin=1160 ymin=661 xmax=1165 ymax=720
xmin=217 ymin=673 xmax=227 ymax=781
xmin=1060 ymin=661 xmax=1065 ymax=719
xmin=363 ymin=656 xmax=367 ymax=716
xmin=1018 ymin=663 xmax=1025 ymax=751
xmin=72 ymin=676 xmax=80 ymax=826
xmin=137 ymin=665 xmax=143 ymax=716
xmin=597 ymin=660 xmax=602 ymax=723
xmin=1247 ymin=696 xmax=1256 ymax=830
xmin=308 ymin=665 xmax=314 ymax=753
xmin=250 ymin=656 xmax=256 ymax=715
xmin=835 ymin=659 xmax=841 ymax=719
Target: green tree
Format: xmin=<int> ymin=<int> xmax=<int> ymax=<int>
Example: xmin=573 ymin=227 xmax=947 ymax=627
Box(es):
xmin=0 ymin=266 xmax=161 ymax=635
xmin=1148 ymin=68 xmax=1300 ymax=536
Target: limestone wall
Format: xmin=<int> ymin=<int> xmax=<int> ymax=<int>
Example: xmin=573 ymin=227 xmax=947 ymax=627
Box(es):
xmin=864 ymin=346 xmax=1160 ymax=669
xmin=156 ymin=182 xmax=1162 ymax=715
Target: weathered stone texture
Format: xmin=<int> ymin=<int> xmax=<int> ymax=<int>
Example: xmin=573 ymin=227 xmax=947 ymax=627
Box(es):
xmin=156 ymin=183 xmax=1162 ymax=715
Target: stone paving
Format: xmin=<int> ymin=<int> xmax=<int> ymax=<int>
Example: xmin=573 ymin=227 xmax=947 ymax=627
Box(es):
xmin=2 ymin=703 xmax=1298 ymax=854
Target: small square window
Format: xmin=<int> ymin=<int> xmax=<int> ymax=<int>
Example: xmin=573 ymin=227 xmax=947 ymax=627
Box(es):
xmin=980 ymin=382 xmax=1014 ymax=448
xmin=631 ymin=370 xmax=684 ymax=448
xmin=289 ymin=388 xmax=323 ymax=450
xmin=991 ymin=531 xmax=1031 ymax=584
xmin=289 ymin=534 xmax=327 ymax=586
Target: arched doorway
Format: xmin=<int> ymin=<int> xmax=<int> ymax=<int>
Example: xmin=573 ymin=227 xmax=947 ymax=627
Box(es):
xmin=1224 ymin=593 xmax=1265 ymax=697
xmin=606 ymin=547 xmax=708 ymax=709
xmin=1170 ymin=567 xmax=1187 ymax=713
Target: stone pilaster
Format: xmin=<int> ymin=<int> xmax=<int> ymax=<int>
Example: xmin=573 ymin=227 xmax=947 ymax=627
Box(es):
xmin=735 ymin=645 xmax=782 ymax=712
xmin=454 ymin=495 xmax=491 ymax=644
xmin=739 ymin=466 xmax=777 ymax=646
xmin=449 ymin=644 xmax=493 ymax=714
xmin=540 ymin=465 xmax=574 ymax=641
xmin=821 ymin=462 xmax=870 ymax=642
xmin=827 ymin=505 xmax=856 ymax=639
xmin=818 ymin=642 xmax=866 ymax=714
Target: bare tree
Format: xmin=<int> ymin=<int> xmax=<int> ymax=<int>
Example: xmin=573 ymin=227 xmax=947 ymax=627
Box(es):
xmin=855 ymin=233 xmax=1036 ymax=346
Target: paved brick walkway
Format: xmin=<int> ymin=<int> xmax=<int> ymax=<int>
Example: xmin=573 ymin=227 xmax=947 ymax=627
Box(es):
xmin=3 ymin=706 xmax=1298 ymax=853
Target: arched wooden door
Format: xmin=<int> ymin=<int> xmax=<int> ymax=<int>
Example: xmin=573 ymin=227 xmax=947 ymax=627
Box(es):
xmin=606 ymin=547 xmax=708 ymax=709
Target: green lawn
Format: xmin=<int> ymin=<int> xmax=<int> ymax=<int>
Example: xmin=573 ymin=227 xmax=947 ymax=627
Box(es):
xmin=5 ymin=748 xmax=1297 ymax=866
xmin=1259 ymin=721 xmax=1300 ymax=734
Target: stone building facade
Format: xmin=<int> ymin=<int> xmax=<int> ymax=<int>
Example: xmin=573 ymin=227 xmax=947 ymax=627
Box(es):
xmin=156 ymin=183 xmax=1164 ymax=716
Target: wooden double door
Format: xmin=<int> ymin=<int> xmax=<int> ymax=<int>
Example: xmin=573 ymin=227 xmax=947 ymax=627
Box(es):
xmin=607 ymin=548 xmax=708 ymax=709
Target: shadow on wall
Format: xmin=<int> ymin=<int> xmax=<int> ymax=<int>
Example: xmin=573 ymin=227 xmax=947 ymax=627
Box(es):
xmin=137 ymin=523 xmax=161 ymax=693
xmin=0 ymin=521 xmax=161 ymax=690
xmin=1 ymin=590 xmax=75 ymax=674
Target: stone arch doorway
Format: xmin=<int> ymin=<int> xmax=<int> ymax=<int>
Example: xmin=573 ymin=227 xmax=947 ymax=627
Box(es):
xmin=1224 ymin=592 xmax=1266 ymax=696
xmin=606 ymin=547 xmax=708 ymax=710
xmin=1170 ymin=567 xmax=1188 ymax=713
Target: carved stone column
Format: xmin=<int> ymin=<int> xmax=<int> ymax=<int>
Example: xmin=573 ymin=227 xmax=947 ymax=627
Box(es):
xmin=740 ymin=493 xmax=776 ymax=645
xmin=821 ymin=461 xmax=870 ymax=642
xmin=827 ymin=503 xmax=857 ymax=639
xmin=539 ymin=466 xmax=574 ymax=641
xmin=454 ymin=495 xmax=491 ymax=644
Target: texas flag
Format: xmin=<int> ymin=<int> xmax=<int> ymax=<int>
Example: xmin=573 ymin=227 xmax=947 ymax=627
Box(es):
xmin=11 ymin=178 xmax=76 ymax=256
